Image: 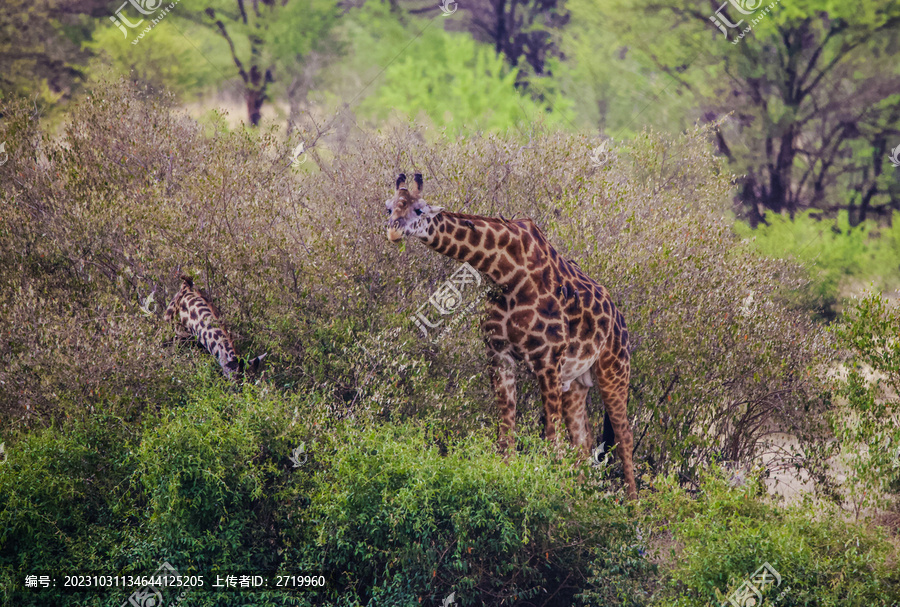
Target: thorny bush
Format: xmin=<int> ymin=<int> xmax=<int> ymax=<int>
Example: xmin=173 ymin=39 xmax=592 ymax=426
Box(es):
xmin=0 ymin=80 xmax=833 ymax=490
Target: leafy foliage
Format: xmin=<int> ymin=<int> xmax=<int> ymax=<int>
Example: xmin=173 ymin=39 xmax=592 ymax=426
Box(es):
xmin=645 ymin=472 xmax=900 ymax=607
xmin=0 ymin=385 xmax=648 ymax=607
xmin=357 ymin=6 xmax=573 ymax=133
xmin=0 ymin=414 xmax=136 ymax=606
xmin=294 ymin=426 xmax=646 ymax=606
xmin=87 ymin=18 xmax=228 ymax=99
xmin=0 ymin=0 xmax=92 ymax=106
xmin=735 ymin=210 xmax=900 ymax=314
xmin=0 ymin=384 xmax=320 ymax=607
xmin=831 ymin=292 xmax=900 ymax=510
xmin=555 ymin=0 xmax=695 ymax=135
xmin=2 ymin=393 xmax=897 ymax=606
xmin=571 ymin=0 xmax=900 ymax=218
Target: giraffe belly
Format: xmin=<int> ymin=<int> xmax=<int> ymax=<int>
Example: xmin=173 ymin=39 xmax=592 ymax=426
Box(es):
xmin=559 ymin=359 xmax=595 ymax=392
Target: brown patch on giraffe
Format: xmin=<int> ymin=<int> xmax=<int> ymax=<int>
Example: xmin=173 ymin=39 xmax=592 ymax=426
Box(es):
xmin=510 ymin=309 xmax=535 ymax=326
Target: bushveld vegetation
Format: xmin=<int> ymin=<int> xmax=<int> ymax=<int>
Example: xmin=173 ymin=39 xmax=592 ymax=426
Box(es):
xmin=736 ymin=211 xmax=900 ymax=317
xmin=1 ymin=82 xmax=899 ymax=606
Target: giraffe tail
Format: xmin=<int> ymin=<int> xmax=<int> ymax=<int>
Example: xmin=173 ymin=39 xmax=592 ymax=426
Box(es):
xmin=600 ymin=410 xmax=615 ymax=454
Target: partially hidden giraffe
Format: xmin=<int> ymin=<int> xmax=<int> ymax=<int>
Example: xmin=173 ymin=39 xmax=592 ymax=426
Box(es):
xmin=384 ymin=173 xmax=637 ymax=499
xmin=163 ymin=275 xmax=266 ymax=380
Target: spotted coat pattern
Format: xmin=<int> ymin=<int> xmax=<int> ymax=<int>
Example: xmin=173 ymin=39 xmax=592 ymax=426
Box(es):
xmin=385 ymin=173 xmax=637 ymax=499
xmin=163 ymin=275 xmax=264 ymax=379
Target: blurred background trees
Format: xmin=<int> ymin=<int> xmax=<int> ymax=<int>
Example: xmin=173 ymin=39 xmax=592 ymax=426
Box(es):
xmin=4 ymin=0 xmax=896 ymax=223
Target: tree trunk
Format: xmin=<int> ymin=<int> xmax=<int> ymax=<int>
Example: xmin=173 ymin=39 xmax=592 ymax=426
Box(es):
xmin=494 ymin=0 xmax=507 ymax=55
xmin=246 ymin=88 xmax=264 ymax=127
xmin=768 ymin=127 xmax=797 ymax=216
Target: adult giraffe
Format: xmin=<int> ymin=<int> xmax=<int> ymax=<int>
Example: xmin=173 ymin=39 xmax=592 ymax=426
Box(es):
xmin=385 ymin=173 xmax=636 ymax=499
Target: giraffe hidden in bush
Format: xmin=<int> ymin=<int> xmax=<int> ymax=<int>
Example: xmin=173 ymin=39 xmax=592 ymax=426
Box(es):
xmin=384 ymin=173 xmax=637 ymax=499
xmin=163 ymin=275 xmax=266 ymax=380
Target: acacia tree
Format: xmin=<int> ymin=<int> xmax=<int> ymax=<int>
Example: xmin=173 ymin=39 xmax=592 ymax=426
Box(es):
xmin=0 ymin=0 xmax=93 ymax=103
xmin=402 ymin=0 xmax=568 ymax=79
xmin=197 ymin=0 xmax=340 ymax=126
xmin=569 ymin=0 xmax=900 ymax=221
xmin=706 ymin=5 xmax=900 ymax=222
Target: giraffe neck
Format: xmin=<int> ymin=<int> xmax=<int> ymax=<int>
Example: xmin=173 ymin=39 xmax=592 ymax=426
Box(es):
xmin=421 ymin=212 xmax=529 ymax=286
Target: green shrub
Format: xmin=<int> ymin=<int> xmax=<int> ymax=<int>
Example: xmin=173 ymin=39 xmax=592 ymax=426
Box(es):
xmin=0 ymin=414 xmax=138 ymax=606
xmin=646 ymin=472 xmax=900 ymax=607
xmin=292 ymin=424 xmax=649 ymax=606
xmin=734 ymin=210 xmax=900 ymax=315
xmin=2 ymin=387 xmax=897 ymax=606
xmin=830 ymin=291 xmax=900 ymax=511
xmin=0 ymin=386 xmax=652 ymax=606
xmin=356 ymin=8 xmax=573 ymax=133
xmin=0 ymin=385 xmax=320 ymax=607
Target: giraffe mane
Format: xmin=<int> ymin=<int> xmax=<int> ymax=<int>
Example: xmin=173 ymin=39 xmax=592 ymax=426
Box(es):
xmin=440 ymin=211 xmax=519 ymax=225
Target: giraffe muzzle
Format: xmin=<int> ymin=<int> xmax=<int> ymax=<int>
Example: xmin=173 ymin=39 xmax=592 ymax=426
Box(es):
xmin=387 ymin=227 xmax=404 ymax=243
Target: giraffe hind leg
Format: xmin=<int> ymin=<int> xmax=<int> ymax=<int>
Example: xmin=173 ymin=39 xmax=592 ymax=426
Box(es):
xmin=596 ymin=360 xmax=637 ymax=499
xmin=535 ymin=365 xmax=565 ymax=445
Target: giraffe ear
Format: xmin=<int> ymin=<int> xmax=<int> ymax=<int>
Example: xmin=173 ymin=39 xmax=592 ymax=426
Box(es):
xmin=409 ymin=173 xmax=424 ymax=197
xmin=396 ymin=173 xmax=407 ymax=190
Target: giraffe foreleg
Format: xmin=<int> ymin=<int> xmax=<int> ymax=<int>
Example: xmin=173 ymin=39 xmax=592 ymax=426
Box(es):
xmin=488 ymin=347 xmax=518 ymax=456
xmin=536 ymin=364 xmax=565 ymax=445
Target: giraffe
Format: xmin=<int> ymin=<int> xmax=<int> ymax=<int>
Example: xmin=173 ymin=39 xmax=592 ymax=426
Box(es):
xmin=384 ymin=173 xmax=637 ymax=499
xmin=163 ymin=275 xmax=266 ymax=380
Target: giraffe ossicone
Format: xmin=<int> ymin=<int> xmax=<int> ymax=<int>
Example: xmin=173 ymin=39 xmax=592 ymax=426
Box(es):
xmin=385 ymin=173 xmax=637 ymax=499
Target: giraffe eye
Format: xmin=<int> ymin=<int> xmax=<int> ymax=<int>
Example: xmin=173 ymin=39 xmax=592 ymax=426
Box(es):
xmin=415 ymin=208 xmax=423 ymax=216
xmin=385 ymin=208 xmax=391 ymax=215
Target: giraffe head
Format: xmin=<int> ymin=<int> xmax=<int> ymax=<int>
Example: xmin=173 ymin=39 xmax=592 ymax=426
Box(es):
xmin=385 ymin=173 xmax=444 ymax=243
